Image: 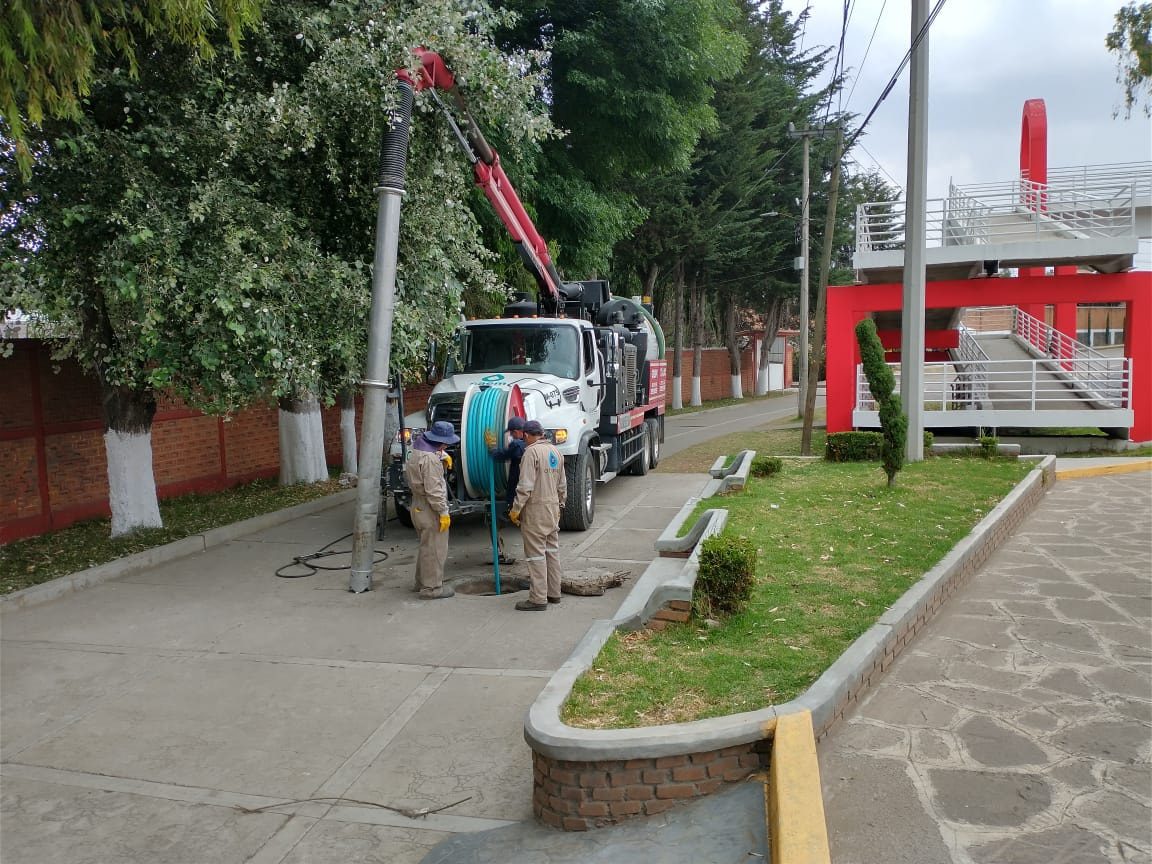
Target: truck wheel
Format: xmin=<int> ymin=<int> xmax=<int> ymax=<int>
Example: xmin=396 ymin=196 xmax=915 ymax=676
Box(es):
xmin=561 ymin=449 xmax=595 ymax=531
xmin=625 ymin=426 xmax=650 ymax=476
xmin=645 ymin=418 xmax=662 ymax=469
xmin=394 ymin=496 xmax=414 ymax=529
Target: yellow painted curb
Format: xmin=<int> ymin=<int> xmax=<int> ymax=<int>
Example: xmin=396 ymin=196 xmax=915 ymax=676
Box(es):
xmin=1056 ymin=460 xmax=1152 ymax=480
xmin=769 ymin=710 xmax=831 ymax=864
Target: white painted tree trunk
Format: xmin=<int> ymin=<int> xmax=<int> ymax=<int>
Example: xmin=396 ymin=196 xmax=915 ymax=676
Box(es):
xmin=755 ymin=338 xmax=771 ymax=395
xmin=671 ymin=374 xmax=683 ymax=410
xmin=105 ymin=430 xmax=162 ymax=537
xmin=690 ymin=376 xmax=702 ymax=406
xmin=340 ymin=405 xmax=358 ymax=479
xmin=730 ymin=374 xmax=743 ymax=399
xmin=279 ymin=396 xmax=329 ymax=484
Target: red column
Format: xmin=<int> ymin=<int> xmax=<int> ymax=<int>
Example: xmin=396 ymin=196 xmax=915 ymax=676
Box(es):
xmin=1053 ymin=302 xmax=1078 ymax=370
xmin=826 ymin=287 xmax=859 ymax=433
xmin=1126 ymin=294 xmax=1151 ymax=442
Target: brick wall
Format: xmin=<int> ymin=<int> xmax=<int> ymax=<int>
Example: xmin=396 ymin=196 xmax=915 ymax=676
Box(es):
xmin=532 ymin=743 xmax=768 ymax=831
xmin=1 ymin=337 xmax=761 ymax=543
xmin=0 ymin=341 xmax=361 ymax=543
xmin=664 ymin=347 xmax=758 ymax=404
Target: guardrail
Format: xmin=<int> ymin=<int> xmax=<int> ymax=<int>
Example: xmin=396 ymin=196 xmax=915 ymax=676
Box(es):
xmin=855 ymin=162 xmax=1151 ymax=254
xmin=854 ymin=357 xmax=1130 ymax=413
xmin=1009 ymin=307 xmax=1129 ymax=407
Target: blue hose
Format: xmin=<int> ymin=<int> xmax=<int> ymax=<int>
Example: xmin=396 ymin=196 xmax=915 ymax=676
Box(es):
xmin=463 ymin=386 xmax=509 ymax=594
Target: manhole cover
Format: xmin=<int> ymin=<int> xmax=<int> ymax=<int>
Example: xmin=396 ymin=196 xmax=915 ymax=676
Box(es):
xmin=453 ymin=576 xmax=528 ymax=596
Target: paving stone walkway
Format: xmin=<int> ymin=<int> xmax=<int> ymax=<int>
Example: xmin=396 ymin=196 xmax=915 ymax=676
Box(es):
xmin=821 ymin=470 xmax=1152 ymax=863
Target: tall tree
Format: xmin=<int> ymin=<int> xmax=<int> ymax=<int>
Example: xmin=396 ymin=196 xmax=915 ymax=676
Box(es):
xmin=2 ymin=0 xmax=552 ymax=534
xmin=1 ymin=0 xmax=263 ymax=173
xmin=1107 ymin=2 xmax=1152 ymax=117
xmin=495 ymin=0 xmax=747 ymax=277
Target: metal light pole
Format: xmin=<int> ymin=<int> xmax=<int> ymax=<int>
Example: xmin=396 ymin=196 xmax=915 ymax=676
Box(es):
xmin=901 ymin=0 xmax=929 ymax=462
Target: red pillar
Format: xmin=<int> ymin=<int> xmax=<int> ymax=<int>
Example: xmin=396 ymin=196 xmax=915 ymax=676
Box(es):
xmin=1126 ymin=293 xmax=1151 ymax=442
xmin=1053 ymin=302 xmax=1078 ymax=369
xmin=826 ymin=287 xmax=860 ymax=433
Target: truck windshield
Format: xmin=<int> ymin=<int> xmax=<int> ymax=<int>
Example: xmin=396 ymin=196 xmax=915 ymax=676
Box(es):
xmin=455 ymin=324 xmax=579 ymax=379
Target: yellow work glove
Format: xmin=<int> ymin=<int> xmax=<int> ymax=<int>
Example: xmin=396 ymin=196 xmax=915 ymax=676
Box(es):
xmin=484 ymin=429 xmax=497 ymax=449
xmin=508 ymin=509 xmax=521 ymax=526
xmin=438 ymin=514 xmax=451 ymax=532
xmin=441 ymin=453 xmax=453 ymax=472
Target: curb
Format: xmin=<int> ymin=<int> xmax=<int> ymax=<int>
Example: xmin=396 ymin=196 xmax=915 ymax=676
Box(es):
xmin=0 ymin=489 xmax=358 ymax=611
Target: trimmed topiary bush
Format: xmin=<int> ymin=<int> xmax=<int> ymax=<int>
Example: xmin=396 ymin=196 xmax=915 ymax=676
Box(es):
xmin=855 ymin=318 xmax=907 ymax=487
xmin=750 ymin=455 xmax=783 ymax=478
xmin=825 ymin=431 xmax=883 ymax=462
xmin=979 ymin=435 xmax=999 ymax=458
xmin=694 ymin=534 xmax=757 ymax=620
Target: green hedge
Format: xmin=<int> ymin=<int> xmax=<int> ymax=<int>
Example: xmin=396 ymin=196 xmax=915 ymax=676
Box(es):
xmin=694 ymin=534 xmax=757 ymax=620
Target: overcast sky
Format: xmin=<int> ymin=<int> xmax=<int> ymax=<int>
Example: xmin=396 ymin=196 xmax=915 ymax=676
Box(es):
xmin=781 ymin=0 xmax=1152 ymax=266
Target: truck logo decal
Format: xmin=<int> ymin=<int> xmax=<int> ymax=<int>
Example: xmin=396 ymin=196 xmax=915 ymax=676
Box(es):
xmin=481 ymin=374 xmax=505 ymax=382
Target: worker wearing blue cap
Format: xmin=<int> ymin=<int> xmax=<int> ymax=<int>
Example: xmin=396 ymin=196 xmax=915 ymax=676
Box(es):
xmin=509 ymin=420 xmax=567 ymax=610
xmin=404 ymin=420 xmax=459 ymax=599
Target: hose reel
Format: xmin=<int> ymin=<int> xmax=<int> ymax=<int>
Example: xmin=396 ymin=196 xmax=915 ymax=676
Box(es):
xmin=461 ymin=383 xmax=525 ymax=499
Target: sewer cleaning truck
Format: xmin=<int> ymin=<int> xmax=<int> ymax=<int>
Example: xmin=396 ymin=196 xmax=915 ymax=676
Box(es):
xmin=384 ymin=50 xmax=667 ymax=532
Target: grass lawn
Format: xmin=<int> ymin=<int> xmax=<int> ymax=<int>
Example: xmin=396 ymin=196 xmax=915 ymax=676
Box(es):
xmin=0 ymin=477 xmax=345 ymax=595
xmin=562 ymin=454 xmax=1033 ymax=729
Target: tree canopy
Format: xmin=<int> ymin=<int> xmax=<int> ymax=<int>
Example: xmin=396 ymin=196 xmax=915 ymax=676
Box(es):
xmin=1107 ymin=2 xmax=1152 ymax=117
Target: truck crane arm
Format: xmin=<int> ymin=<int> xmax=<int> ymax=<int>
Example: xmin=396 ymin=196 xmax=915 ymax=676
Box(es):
xmin=398 ymin=49 xmax=563 ymax=314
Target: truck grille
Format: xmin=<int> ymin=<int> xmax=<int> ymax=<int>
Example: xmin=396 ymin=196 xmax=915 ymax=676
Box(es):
xmin=430 ymin=399 xmax=464 ymax=430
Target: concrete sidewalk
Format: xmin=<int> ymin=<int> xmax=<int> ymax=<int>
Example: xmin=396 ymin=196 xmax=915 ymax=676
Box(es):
xmin=0 ymin=471 xmax=718 ymax=864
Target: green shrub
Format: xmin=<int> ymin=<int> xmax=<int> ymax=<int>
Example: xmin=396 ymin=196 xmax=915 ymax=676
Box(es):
xmin=856 ymin=318 xmax=907 ymax=487
xmin=979 ymin=435 xmax=999 ymax=458
xmin=923 ymin=430 xmax=935 ymax=451
xmin=750 ymin=455 xmax=783 ymax=478
xmin=694 ymin=534 xmax=757 ymax=619
xmin=825 ymin=431 xmax=883 ymax=462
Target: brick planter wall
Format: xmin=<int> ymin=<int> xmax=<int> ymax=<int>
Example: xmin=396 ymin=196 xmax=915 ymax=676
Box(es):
xmin=532 ymin=743 xmax=769 ymax=831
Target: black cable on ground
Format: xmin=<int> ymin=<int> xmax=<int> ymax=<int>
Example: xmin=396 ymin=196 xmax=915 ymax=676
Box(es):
xmin=275 ymin=532 xmax=390 ymax=579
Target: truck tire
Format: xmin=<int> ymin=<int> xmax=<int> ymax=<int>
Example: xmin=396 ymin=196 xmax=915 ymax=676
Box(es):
xmin=394 ymin=496 xmax=414 ymax=529
xmin=624 ymin=426 xmax=650 ymax=476
xmin=645 ymin=418 xmax=662 ymax=469
xmin=561 ymin=449 xmax=595 ymax=531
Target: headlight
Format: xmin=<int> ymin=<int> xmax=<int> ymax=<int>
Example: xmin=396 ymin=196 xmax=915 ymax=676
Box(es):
xmin=550 ymin=429 xmax=568 ymax=444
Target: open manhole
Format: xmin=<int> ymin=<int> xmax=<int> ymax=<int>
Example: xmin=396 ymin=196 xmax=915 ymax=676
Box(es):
xmin=453 ymin=576 xmax=529 ymax=596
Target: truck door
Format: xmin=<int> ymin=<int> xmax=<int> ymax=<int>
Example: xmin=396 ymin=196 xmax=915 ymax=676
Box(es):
xmin=581 ymin=328 xmax=603 ymax=414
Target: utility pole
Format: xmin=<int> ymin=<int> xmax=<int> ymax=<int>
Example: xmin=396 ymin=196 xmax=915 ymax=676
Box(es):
xmin=787 ymin=123 xmax=826 ymax=420
xmin=901 ymin=0 xmax=929 ymax=462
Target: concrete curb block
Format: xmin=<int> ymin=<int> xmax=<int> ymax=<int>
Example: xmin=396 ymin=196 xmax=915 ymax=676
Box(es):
xmin=653 ymin=501 xmax=726 ymax=554
xmin=1 ymin=489 xmax=358 ymax=611
xmin=703 ymin=449 xmax=756 ymax=495
xmin=524 ymin=455 xmax=1058 ymax=773
xmin=770 ymin=711 xmax=831 ymax=864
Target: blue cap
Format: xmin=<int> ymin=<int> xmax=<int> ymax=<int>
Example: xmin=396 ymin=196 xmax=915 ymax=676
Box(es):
xmin=507 ymin=416 xmax=526 ymax=432
xmin=424 ymin=420 xmax=459 ymax=445
xmin=522 ymin=420 xmax=544 ymax=436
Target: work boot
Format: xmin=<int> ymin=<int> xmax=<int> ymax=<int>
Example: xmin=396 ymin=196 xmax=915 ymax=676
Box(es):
xmin=515 ymin=599 xmax=548 ymax=612
xmin=419 ymin=585 xmax=455 ymax=599
xmin=547 ymin=596 xmax=562 ymax=605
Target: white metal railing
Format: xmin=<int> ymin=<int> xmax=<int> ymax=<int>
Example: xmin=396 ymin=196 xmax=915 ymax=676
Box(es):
xmin=951 ymin=323 xmax=991 ymax=406
xmin=1009 ymin=307 xmax=1129 ymax=407
xmin=855 ymin=358 xmax=1131 ymax=414
xmin=855 ymin=163 xmax=1149 ymax=254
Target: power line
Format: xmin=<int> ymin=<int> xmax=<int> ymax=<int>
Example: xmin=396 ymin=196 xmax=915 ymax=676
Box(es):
xmin=855 ymin=141 xmax=904 ymax=191
xmin=843 ymin=0 xmax=889 ymax=111
xmin=844 ymin=0 xmax=948 ymax=154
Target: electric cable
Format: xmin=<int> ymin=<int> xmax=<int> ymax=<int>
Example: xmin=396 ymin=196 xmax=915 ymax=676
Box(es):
xmin=275 ymin=532 xmax=389 ymax=579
